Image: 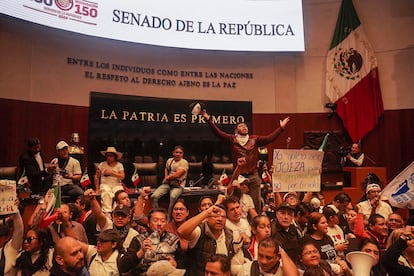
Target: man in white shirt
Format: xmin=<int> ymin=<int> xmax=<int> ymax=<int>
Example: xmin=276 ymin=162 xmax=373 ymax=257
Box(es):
xmin=50 ymin=141 xmax=83 ymax=200
xmin=357 ymin=183 xmax=393 ymax=225
xmin=88 ymin=229 xmax=121 ymax=276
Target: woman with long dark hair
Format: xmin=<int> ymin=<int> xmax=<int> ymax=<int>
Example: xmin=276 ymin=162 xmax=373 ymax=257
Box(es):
xmin=14 ymin=226 xmax=53 ymax=276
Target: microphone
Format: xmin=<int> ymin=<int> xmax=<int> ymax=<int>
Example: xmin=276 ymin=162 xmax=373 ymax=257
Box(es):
xmin=286 ymin=137 xmax=291 ymax=149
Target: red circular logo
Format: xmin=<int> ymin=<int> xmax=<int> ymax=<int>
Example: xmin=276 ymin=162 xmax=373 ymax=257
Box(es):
xmin=55 ymin=0 xmax=73 ymax=11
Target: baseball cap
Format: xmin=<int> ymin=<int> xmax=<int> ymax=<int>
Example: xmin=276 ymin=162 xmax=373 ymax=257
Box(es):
xmin=146 ymin=260 xmax=186 ymax=276
xmin=113 ymin=204 xmax=131 ymax=216
xmin=277 ymin=202 xmax=295 ymax=212
xmin=283 ymin=191 xmax=298 ymax=202
xmin=98 ymin=229 xmax=120 ymax=242
xmin=237 ymin=175 xmax=248 ymax=184
xmin=56 ymin=141 xmax=69 ymax=150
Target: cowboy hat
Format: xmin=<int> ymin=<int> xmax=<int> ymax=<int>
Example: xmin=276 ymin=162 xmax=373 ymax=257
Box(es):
xmin=100 ymin=146 xmax=123 ymax=160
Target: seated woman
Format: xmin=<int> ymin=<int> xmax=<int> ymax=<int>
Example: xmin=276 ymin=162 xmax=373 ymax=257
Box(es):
xmin=95 ymin=146 xmax=125 ymax=214
xmin=14 ymin=227 xmax=54 ymax=276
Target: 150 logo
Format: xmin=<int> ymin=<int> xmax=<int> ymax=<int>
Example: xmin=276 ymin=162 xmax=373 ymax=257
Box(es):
xmin=28 ymin=0 xmax=98 ymax=24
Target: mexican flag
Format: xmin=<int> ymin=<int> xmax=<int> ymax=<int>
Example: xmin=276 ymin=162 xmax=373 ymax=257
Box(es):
xmin=39 ymin=183 xmax=61 ymax=228
xmin=219 ymin=170 xmax=229 ymax=186
xmin=318 ymin=133 xmax=330 ymax=152
xmin=131 ymin=168 xmax=141 ymax=186
xmin=17 ymin=169 xmax=30 ymax=187
xmin=325 ymin=0 xmax=384 ymax=142
xmin=262 ymin=171 xmax=269 ymax=183
xmin=80 ymin=171 xmax=91 ymax=188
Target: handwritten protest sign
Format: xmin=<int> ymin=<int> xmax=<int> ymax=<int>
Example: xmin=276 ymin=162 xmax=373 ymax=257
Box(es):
xmin=272 ymin=149 xmax=324 ymax=192
xmin=0 ymin=180 xmax=17 ymax=215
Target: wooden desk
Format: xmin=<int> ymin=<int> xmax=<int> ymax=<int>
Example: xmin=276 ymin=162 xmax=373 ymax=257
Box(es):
xmin=342 ymin=167 xmax=387 ymax=189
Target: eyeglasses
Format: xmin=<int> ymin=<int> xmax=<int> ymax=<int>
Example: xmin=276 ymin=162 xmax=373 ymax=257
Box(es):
xmin=173 ymin=207 xmax=187 ymax=212
xmin=97 ymin=238 xmax=113 ymax=243
xmin=302 ymin=249 xmax=319 ymax=256
xmin=23 ymin=237 xmax=38 ymax=243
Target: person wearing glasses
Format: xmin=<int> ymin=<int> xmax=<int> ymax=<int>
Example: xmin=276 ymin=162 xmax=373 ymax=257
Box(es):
xmin=87 ymin=229 xmax=122 ymax=276
xmin=14 ymin=227 xmax=53 ymax=275
xmin=166 ymin=198 xmax=190 ymax=251
xmin=297 ymin=241 xmax=337 ymax=275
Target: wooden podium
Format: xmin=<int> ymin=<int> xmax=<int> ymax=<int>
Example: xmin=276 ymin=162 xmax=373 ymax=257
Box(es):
xmin=342 ymin=167 xmax=387 ymax=204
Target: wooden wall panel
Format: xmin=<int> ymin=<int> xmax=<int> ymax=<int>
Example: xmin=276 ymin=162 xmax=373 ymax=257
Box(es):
xmin=0 ymin=99 xmax=89 ymax=171
xmin=1 ymin=98 xmax=413 ymax=183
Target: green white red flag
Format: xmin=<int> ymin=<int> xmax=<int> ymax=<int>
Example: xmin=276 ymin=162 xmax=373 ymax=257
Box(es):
xmin=80 ymin=171 xmax=91 ymax=188
xmin=325 ymin=0 xmax=384 ymax=142
xmin=131 ymin=168 xmax=141 ymax=186
xmin=39 ymin=183 xmax=61 ymax=228
xmin=219 ymin=170 xmax=230 ymax=186
xmin=17 ymin=169 xmax=30 ymax=187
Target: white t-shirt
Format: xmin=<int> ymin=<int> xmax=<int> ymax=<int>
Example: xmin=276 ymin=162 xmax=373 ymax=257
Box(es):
xmin=358 ymin=199 xmax=393 ymax=224
xmin=327 ymin=225 xmax=345 ymax=245
xmin=88 ymin=249 xmax=119 ymax=276
xmin=240 ymin=194 xmax=255 ymax=219
xmin=165 ymin=157 xmax=189 ymax=186
xmin=51 ymin=156 xmax=81 ymax=186
xmin=98 ymin=161 xmax=124 ymax=187
xmin=225 ymin=218 xmax=252 ymax=238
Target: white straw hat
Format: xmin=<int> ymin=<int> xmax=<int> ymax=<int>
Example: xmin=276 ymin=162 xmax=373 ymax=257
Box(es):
xmin=100 ymin=146 xmax=123 ymax=160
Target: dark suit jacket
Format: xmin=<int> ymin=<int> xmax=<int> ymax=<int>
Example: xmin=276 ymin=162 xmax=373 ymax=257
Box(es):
xmin=19 ymin=150 xmax=51 ymax=194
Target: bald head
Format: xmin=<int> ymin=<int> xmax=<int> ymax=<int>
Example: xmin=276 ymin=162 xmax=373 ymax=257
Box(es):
xmin=54 ymin=237 xmax=85 ymax=273
xmin=55 ymin=236 xmax=76 ymax=256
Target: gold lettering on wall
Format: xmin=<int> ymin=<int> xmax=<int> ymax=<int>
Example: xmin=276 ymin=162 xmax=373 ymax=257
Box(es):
xmin=66 ymin=56 xmax=254 ymax=89
xmin=100 ymin=109 xmax=245 ymax=125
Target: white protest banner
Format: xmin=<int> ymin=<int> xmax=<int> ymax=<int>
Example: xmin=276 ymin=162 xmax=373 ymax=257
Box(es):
xmin=0 ymin=180 xmax=17 ymax=215
xmin=272 ymin=149 xmax=324 ymax=192
xmin=381 ymin=161 xmax=414 ymax=209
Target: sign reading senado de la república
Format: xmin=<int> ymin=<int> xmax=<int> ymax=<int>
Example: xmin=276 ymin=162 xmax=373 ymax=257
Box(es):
xmin=0 ymin=0 xmax=304 ymax=52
